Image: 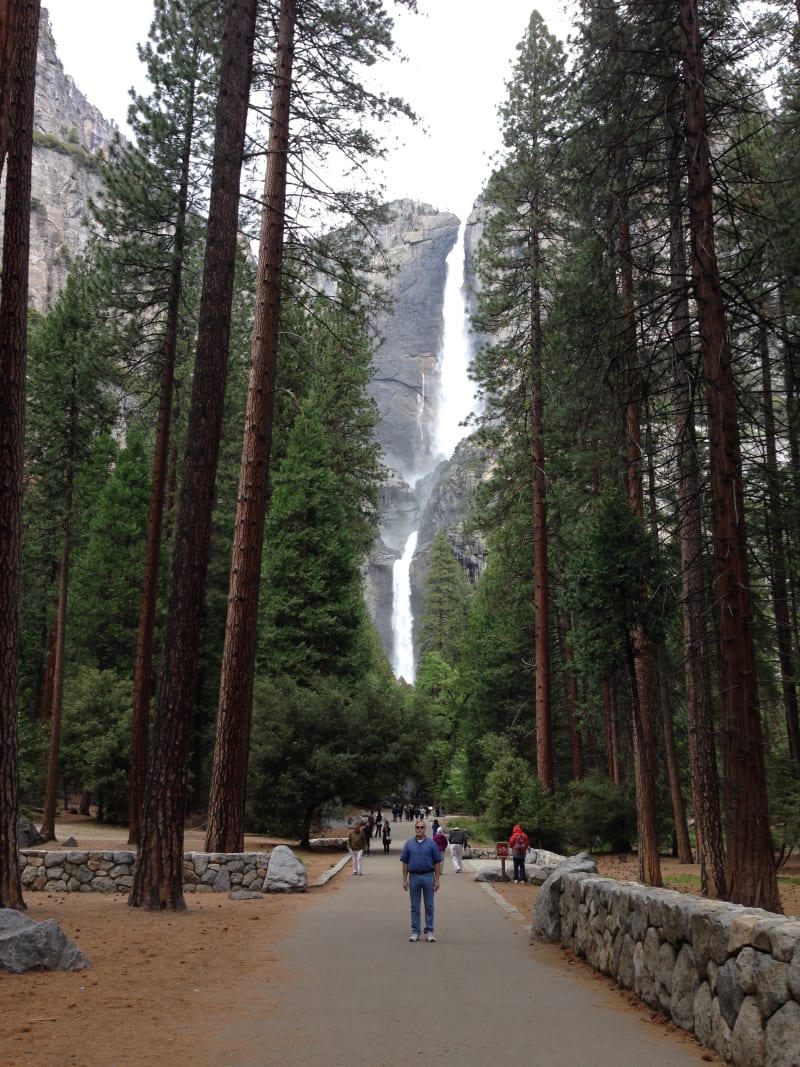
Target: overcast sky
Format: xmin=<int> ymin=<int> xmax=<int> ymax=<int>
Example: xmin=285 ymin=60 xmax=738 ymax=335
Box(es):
xmin=42 ymin=1 xmax=574 ymax=222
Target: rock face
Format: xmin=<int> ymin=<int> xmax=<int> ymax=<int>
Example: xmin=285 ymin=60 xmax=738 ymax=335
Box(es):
xmin=0 ymin=9 xmax=119 ymax=314
xmin=365 ymin=199 xmax=460 ymax=478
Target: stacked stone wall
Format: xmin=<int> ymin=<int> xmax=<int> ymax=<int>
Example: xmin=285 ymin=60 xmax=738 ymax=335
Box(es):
xmin=555 ymin=871 xmax=800 ymax=1067
xmin=19 ymin=838 xmax=349 ymax=895
xmin=20 ymin=850 xmax=272 ymax=894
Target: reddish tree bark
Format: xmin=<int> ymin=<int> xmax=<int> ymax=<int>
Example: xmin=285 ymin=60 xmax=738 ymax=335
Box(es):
xmin=0 ymin=0 xmax=40 ymax=911
xmin=129 ymin=0 xmax=259 ymax=911
xmin=678 ymin=0 xmax=780 ymax=912
xmin=205 ymin=0 xmax=296 ymax=854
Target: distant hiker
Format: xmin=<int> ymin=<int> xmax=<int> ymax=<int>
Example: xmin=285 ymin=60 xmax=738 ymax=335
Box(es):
xmin=365 ymin=814 xmax=374 ymax=853
xmin=433 ymin=826 xmax=448 ymax=870
xmin=382 ymin=819 xmax=392 ymax=853
xmin=510 ymin=823 xmax=529 ymax=883
xmin=447 ymin=826 xmax=468 ymax=873
xmin=348 ymin=823 xmax=366 ymax=876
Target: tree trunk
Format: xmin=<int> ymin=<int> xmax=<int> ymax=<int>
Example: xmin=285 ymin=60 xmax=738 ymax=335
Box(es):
xmin=205 ymin=0 xmax=296 ymax=854
xmin=128 ymin=71 xmax=197 ymax=847
xmin=678 ymin=0 xmax=780 ymax=912
xmin=39 ymin=523 xmax=71 ymax=842
xmin=616 ymin=143 xmax=661 ymax=889
xmin=129 ymin=0 xmax=259 ymax=911
xmin=664 ymin=85 xmax=727 ymax=898
xmin=529 ymin=222 xmax=554 ymax=791
xmin=644 ymin=405 xmax=692 ymax=864
xmin=0 ymin=0 xmax=39 ymax=912
xmin=603 ymin=678 xmax=620 ymax=785
xmin=758 ymin=313 xmax=800 ymax=769
xmin=558 ymin=608 xmax=584 ymax=782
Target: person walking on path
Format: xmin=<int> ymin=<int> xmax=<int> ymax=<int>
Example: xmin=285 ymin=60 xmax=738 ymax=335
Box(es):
xmin=447 ymin=826 xmax=468 ymax=872
xmin=382 ymin=819 xmax=392 ymax=853
xmin=510 ymin=823 xmax=529 ymax=883
xmin=400 ymin=819 xmax=441 ymax=942
xmin=348 ymin=823 xmax=366 ymax=875
xmin=363 ymin=815 xmax=372 ymax=855
xmin=433 ymin=825 xmax=448 ymax=870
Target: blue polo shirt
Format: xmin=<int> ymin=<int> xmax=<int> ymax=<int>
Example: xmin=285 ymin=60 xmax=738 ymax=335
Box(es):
xmin=400 ymin=835 xmax=441 ymax=873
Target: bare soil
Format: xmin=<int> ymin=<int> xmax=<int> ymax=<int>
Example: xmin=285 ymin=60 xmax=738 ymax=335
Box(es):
xmin=3 ymin=817 xmax=798 ymax=1067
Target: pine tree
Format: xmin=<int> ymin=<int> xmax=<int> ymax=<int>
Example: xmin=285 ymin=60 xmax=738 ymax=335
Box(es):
xmin=130 ymin=0 xmax=259 ymax=912
xmin=24 ymin=265 xmax=118 ymax=843
xmin=471 ymin=11 xmax=568 ymax=792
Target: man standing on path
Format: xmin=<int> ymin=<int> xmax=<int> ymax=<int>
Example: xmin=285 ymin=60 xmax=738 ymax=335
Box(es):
xmin=400 ymin=819 xmax=441 ymax=942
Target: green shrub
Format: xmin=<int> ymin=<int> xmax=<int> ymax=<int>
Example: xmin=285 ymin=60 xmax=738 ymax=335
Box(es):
xmin=565 ymin=770 xmax=636 ymax=853
xmin=481 ymin=752 xmax=564 ymax=851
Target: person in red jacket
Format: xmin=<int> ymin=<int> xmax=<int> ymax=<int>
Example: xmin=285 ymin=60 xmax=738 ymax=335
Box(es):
xmin=510 ymin=823 xmax=529 ymax=883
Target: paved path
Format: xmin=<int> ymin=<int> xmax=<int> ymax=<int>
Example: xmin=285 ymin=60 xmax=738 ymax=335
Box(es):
xmin=222 ymin=841 xmax=714 ymax=1066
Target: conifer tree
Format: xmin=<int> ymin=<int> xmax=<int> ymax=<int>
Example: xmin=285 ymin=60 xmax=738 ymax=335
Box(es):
xmin=471 ymin=11 xmax=567 ymax=791
xmin=677 ymin=0 xmax=781 ymax=912
xmin=25 ymin=266 xmax=118 ymax=843
xmin=88 ymin=0 xmax=222 ymax=844
xmin=129 ymin=0 xmax=259 ymax=911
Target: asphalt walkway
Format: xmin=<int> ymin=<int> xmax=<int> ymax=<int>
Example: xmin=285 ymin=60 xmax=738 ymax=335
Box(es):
xmin=221 ymin=838 xmax=714 ymax=1066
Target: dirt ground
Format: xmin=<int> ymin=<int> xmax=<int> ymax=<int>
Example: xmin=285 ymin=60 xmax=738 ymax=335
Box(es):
xmin=3 ymin=817 xmax=798 ymax=1067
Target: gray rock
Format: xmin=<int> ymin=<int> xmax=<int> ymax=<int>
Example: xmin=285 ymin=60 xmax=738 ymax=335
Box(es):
xmin=731 ymin=995 xmax=765 ymax=1067
xmin=18 ymin=818 xmax=41 ymax=848
xmin=753 ymin=953 xmax=789 ymax=1019
xmin=765 ymin=1000 xmax=800 ymax=1067
xmin=0 ymin=909 xmax=90 ymax=973
xmin=530 ymin=852 xmax=598 ymax=943
xmin=789 ymin=943 xmax=800 ymax=1001
xmin=229 ymin=890 xmax=262 ymax=901
xmin=671 ymin=943 xmax=699 ymax=1031
xmin=718 ymin=957 xmax=746 ymax=1031
xmin=262 ymin=845 xmax=308 ymax=893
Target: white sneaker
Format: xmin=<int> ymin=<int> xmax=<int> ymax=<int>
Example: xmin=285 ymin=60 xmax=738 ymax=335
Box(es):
xmin=425 ymin=931 xmax=436 ymax=942
xmin=409 ymin=933 xmax=419 ymax=942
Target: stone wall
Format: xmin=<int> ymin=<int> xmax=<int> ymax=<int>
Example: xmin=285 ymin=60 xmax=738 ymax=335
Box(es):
xmin=20 ymin=850 xmax=272 ymax=894
xmin=545 ymin=869 xmax=800 ymax=1067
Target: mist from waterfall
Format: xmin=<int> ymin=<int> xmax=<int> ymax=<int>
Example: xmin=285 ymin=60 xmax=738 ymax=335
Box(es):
xmin=389 ymin=220 xmax=474 ymax=684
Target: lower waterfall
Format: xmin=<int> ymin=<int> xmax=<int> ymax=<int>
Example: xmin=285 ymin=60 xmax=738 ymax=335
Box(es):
xmin=391 ymin=531 xmax=418 ymax=682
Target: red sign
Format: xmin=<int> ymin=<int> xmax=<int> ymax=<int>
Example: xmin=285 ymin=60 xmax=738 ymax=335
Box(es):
xmin=496 ymin=841 xmax=509 ymax=858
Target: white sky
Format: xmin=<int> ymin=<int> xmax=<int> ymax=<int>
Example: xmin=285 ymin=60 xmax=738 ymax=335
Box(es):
xmin=42 ymin=1 xmax=574 ymax=221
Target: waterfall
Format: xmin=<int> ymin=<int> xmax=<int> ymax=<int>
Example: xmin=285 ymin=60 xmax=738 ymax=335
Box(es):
xmin=389 ymin=220 xmax=473 ymax=684
xmin=391 ymin=531 xmax=418 ymax=682
xmin=434 ymin=222 xmax=473 ymax=460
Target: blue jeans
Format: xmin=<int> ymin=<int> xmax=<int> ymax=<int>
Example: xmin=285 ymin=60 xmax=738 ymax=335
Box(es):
xmin=408 ymin=871 xmax=435 ymax=934
xmin=513 ymin=855 xmax=526 ymax=882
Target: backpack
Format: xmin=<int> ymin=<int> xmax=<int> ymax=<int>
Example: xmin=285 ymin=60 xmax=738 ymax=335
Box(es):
xmin=513 ymin=832 xmax=528 ymax=856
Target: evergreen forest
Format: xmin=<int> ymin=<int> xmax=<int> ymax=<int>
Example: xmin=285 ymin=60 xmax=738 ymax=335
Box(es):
xmin=2 ymin=0 xmax=800 ymax=914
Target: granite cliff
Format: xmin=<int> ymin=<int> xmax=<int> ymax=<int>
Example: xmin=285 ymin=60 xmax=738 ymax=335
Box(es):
xmin=0 ymin=9 xmax=119 ymax=313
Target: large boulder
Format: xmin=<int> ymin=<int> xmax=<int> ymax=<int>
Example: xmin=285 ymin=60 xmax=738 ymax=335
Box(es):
xmin=530 ymin=852 xmax=598 ymax=943
xmin=0 ymin=910 xmax=91 ymax=973
xmin=18 ymin=817 xmax=41 ymax=848
xmin=262 ymin=846 xmax=308 ymax=893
